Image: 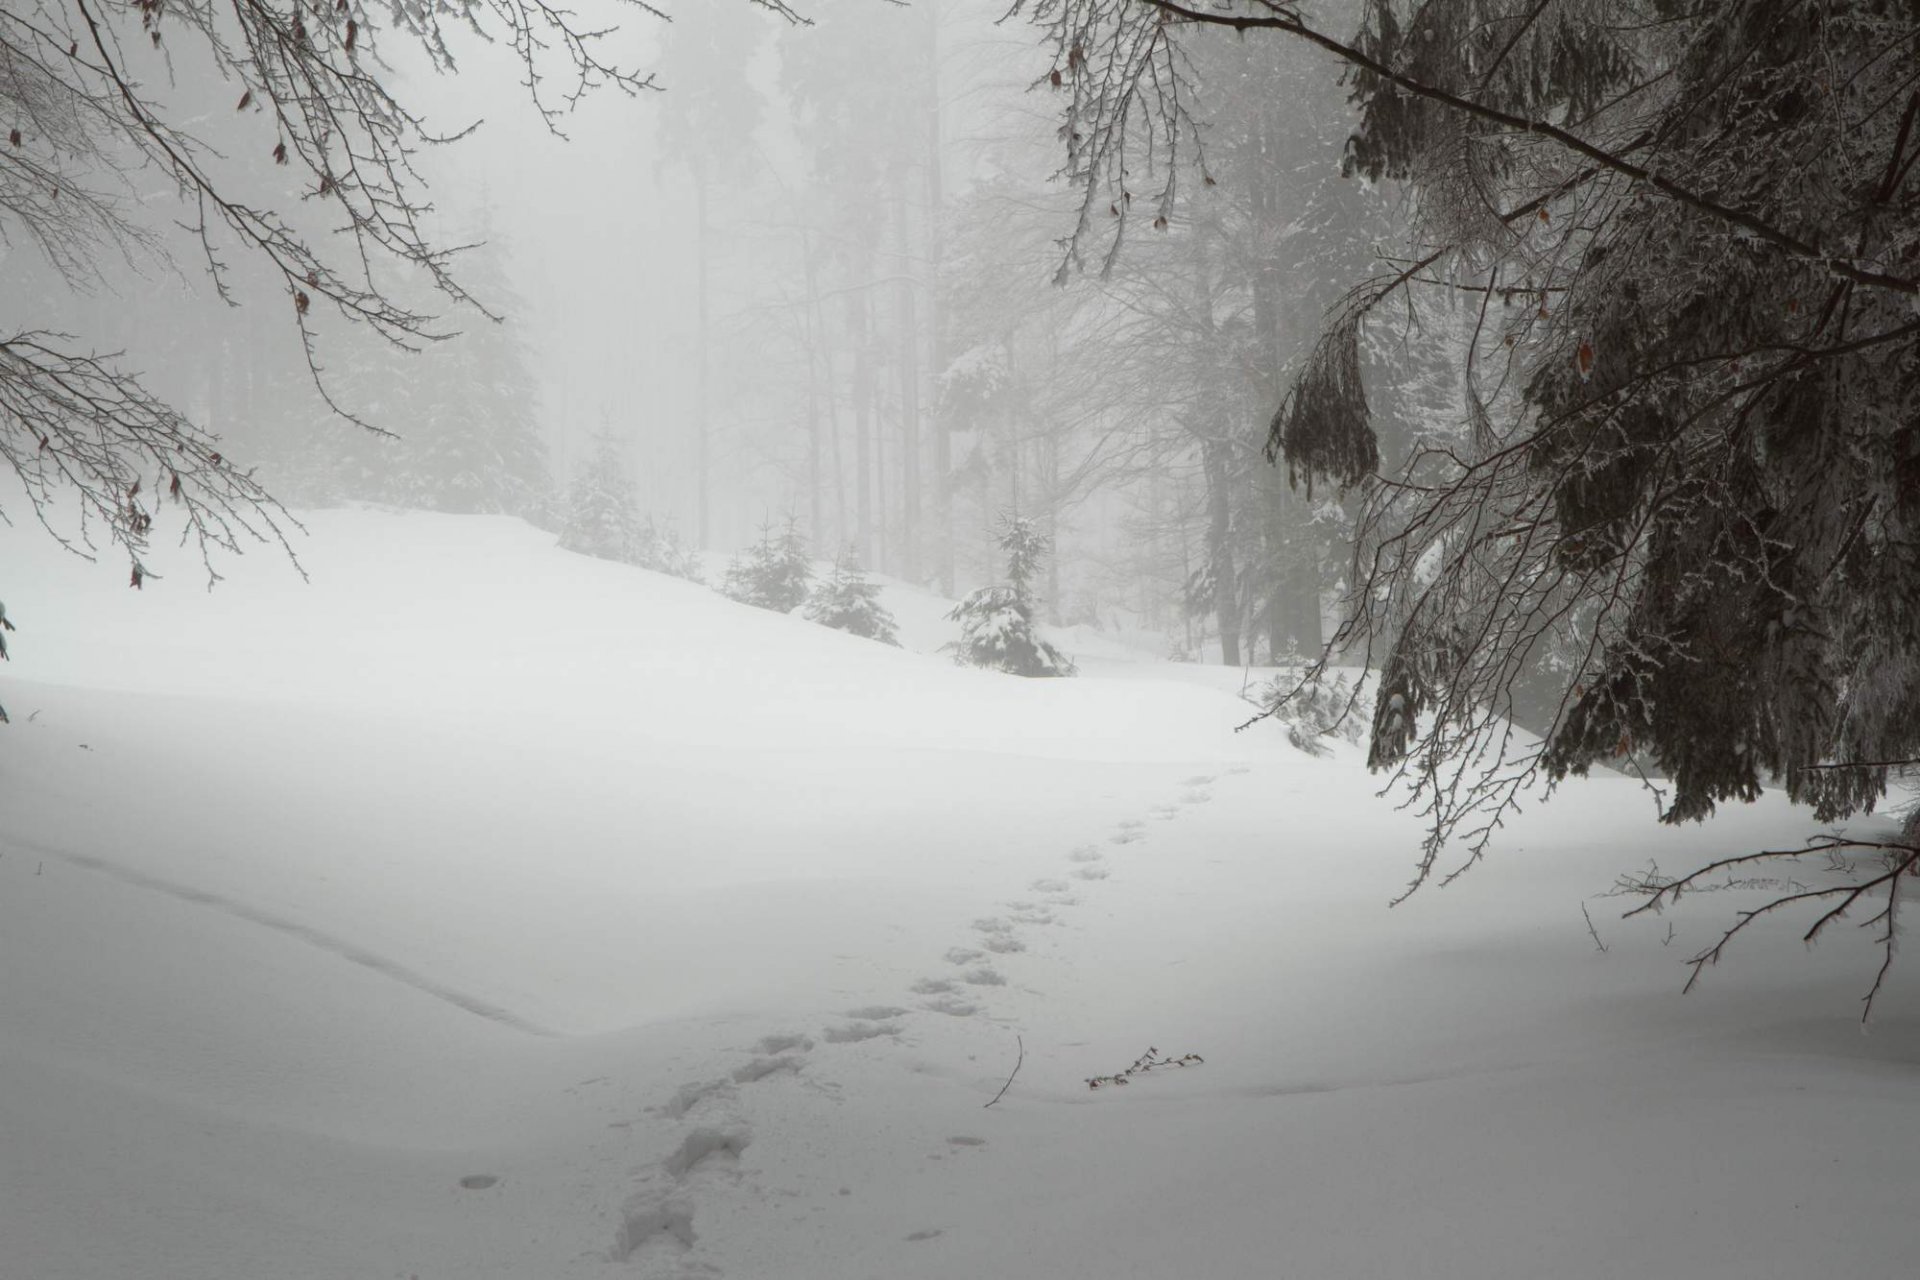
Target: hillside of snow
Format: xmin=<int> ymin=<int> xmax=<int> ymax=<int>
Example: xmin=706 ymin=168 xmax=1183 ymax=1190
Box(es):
xmin=3 ymin=509 xmax=1916 ymax=1280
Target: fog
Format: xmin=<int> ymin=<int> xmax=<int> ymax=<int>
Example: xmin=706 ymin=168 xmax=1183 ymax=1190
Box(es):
xmin=6 ymin=4 xmax=1918 ymax=1278
xmin=3 ymin=0 xmax=1405 ymax=662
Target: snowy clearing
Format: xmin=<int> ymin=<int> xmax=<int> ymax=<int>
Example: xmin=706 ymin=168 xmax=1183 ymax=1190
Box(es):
xmin=3 ymin=510 xmax=1915 ymax=1280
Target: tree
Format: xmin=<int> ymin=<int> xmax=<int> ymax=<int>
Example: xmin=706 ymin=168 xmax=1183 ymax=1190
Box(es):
xmin=0 ymin=1 xmax=787 ymax=705
xmin=381 ymin=241 xmax=553 ymax=521
xmin=1028 ymin=0 xmax=1920 ymax=1007
xmin=720 ymin=517 xmax=813 ymax=613
xmin=947 ymin=515 xmax=1076 ymax=676
xmin=559 ymin=432 xmax=648 ymax=565
xmin=805 ymin=547 xmax=901 ymax=645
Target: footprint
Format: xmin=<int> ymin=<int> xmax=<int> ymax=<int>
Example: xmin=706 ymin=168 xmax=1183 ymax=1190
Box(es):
xmin=946 ymin=1136 xmax=987 ymax=1148
xmin=1072 ymin=867 xmax=1111 ymax=881
xmin=1225 ymin=765 xmax=1251 ymax=775
xmin=1109 ymin=829 xmax=1144 ymax=845
xmin=1183 ymin=774 xmax=1218 ymax=787
xmin=906 ymin=1229 xmax=945 ymax=1242
xmin=658 ymin=1078 xmax=736 ymax=1120
xmin=1181 ymin=789 xmax=1212 ymax=805
xmin=1149 ymin=805 xmax=1181 ymax=820
xmin=1117 ymin=818 xmax=1147 ymax=831
xmin=944 ymin=947 xmax=986 ymax=965
xmin=1068 ymin=847 xmax=1104 ymax=863
xmin=921 ymin=994 xmax=979 ymax=1017
xmin=730 ymin=1057 xmax=801 ymax=1084
xmin=972 ymin=918 xmax=1024 ymax=951
xmin=755 ymin=1033 xmax=813 ymax=1055
xmin=912 ymin=977 xmax=957 ymax=995
xmin=823 ymin=1022 xmax=898 ymax=1044
xmin=1029 ymin=878 xmax=1070 ymax=893
xmin=845 ymin=1005 xmax=909 ymax=1021
xmin=458 ymin=1174 xmax=499 ymax=1190
xmin=663 ymin=1127 xmax=750 ymax=1178
xmin=611 ymin=1197 xmax=697 ymax=1261
xmin=961 ymin=967 xmax=1006 ymax=986
xmin=1007 ymin=907 xmax=1055 ymax=926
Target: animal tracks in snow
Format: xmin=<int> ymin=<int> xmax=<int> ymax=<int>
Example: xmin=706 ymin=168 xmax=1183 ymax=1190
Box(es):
xmin=894 ymin=764 xmax=1254 ymax=1030
xmin=612 ymin=764 xmax=1253 ymax=1275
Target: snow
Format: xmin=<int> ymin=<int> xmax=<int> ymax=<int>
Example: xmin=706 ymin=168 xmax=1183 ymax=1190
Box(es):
xmin=3 ymin=508 xmax=1916 ymax=1280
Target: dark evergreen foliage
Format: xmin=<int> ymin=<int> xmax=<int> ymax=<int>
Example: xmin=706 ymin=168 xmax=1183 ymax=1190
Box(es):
xmin=1029 ymin=2 xmax=1920 ymax=945
xmin=947 ymin=516 xmax=1076 ymax=677
xmin=805 ymin=549 xmax=901 ymax=645
xmin=720 ymin=518 xmax=814 ymax=612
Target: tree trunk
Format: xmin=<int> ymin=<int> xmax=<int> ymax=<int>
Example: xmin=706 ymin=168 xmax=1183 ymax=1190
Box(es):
xmin=925 ymin=0 xmax=953 ymax=594
xmin=851 ymin=285 xmax=875 ymax=568
xmin=890 ymin=170 xmax=921 ymax=582
xmin=693 ymin=165 xmax=713 ymax=550
xmin=1204 ymin=437 xmax=1240 ymax=667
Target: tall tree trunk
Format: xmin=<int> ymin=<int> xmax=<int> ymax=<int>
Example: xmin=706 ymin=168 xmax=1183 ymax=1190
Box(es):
xmin=693 ymin=165 xmax=713 ymax=549
xmin=804 ymin=235 xmax=847 ymax=553
xmin=890 ymin=170 xmax=921 ymax=582
xmin=851 ymin=287 xmax=874 ymax=567
xmin=925 ymin=0 xmax=953 ymax=594
xmin=1203 ymin=436 xmax=1240 ymax=667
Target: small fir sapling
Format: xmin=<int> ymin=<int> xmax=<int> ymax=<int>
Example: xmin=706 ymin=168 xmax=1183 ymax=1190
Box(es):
xmin=804 ymin=549 xmax=901 ymax=645
xmin=945 ymin=515 xmax=1076 ymax=677
xmin=720 ymin=517 xmax=813 ymax=613
xmin=559 ymin=433 xmax=648 ymax=564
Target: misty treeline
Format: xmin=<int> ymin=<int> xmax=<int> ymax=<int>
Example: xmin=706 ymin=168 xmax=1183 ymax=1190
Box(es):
xmin=5 ymin=2 xmax=1919 ymax=968
xmin=1026 ymin=0 xmax=1919 ymax=1002
xmin=662 ymin=0 xmax=1400 ymax=666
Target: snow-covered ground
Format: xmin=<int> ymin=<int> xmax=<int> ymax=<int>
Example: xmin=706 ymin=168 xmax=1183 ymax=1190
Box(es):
xmin=3 ymin=509 xmax=1915 ymax=1280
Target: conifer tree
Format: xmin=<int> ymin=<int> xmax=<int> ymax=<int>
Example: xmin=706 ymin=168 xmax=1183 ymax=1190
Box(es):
xmin=559 ymin=434 xmax=648 ymax=565
xmin=805 ymin=549 xmax=901 ymax=645
xmin=947 ymin=516 xmax=1076 ymax=677
xmin=720 ymin=518 xmax=814 ymax=612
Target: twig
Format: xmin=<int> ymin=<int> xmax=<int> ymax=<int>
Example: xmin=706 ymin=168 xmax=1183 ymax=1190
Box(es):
xmin=983 ymin=1034 xmax=1024 ymax=1109
xmin=1581 ymin=901 xmax=1609 ymax=953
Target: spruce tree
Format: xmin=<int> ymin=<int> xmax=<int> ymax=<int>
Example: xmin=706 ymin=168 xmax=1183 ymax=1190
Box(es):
xmin=720 ymin=518 xmax=814 ymax=612
xmin=946 ymin=516 xmax=1076 ymax=677
xmin=805 ymin=549 xmax=901 ymax=645
xmin=559 ymin=434 xmax=648 ymax=565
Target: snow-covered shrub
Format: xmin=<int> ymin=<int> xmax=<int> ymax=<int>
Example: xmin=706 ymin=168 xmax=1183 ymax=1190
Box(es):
xmin=720 ymin=518 xmax=812 ymax=613
xmin=559 ymin=434 xmax=647 ymax=564
xmin=558 ymin=436 xmax=700 ymax=581
xmin=945 ymin=516 xmax=1075 ymax=677
xmin=1251 ymin=668 xmax=1370 ymax=757
xmin=637 ymin=516 xmax=704 ymax=584
xmin=805 ymin=550 xmax=899 ymax=645
xmin=946 ymin=584 xmax=1076 ymax=677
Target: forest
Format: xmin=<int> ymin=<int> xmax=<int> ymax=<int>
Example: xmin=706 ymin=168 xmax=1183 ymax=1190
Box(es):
xmin=3 ymin=4 xmax=1919 ymax=1277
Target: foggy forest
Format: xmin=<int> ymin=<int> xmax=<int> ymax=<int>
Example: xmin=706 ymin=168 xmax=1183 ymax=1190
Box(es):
xmin=4 ymin=2 xmax=1918 ymax=1277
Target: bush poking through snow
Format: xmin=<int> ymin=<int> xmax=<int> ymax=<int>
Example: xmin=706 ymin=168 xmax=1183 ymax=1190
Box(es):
xmin=1086 ymin=1047 xmax=1204 ymax=1090
xmin=720 ymin=517 xmax=813 ymax=613
xmin=558 ymin=436 xmax=702 ymax=582
xmin=805 ymin=549 xmax=900 ymax=645
xmin=1250 ymin=668 xmax=1370 ymax=757
xmin=946 ymin=515 xmax=1075 ymax=677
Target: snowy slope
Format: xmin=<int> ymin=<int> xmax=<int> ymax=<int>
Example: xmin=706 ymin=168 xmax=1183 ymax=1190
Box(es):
xmin=2 ymin=509 xmax=1916 ymax=1280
